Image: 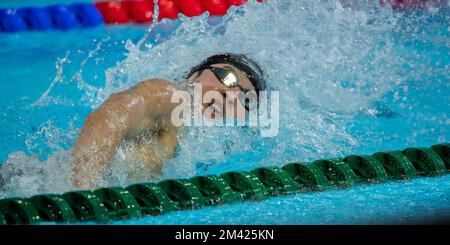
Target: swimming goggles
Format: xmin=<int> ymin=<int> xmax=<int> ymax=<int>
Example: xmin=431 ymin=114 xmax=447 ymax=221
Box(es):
xmin=201 ymin=65 xmax=257 ymax=111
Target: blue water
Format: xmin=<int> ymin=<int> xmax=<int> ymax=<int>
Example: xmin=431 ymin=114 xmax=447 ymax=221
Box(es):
xmin=0 ymin=0 xmax=449 ymax=224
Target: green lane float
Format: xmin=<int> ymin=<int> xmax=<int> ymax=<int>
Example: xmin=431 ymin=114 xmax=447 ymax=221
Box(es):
xmin=0 ymin=198 xmax=41 ymax=224
xmin=219 ymin=171 xmax=268 ymax=200
xmin=312 ymin=159 xmax=359 ymax=186
xmin=27 ymin=194 xmax=76 ymax=222
xmin=431 ymin=143 xmax=449 ymax=169
xmin=372 ymin=151 xmax=417 ymax=178
xmin=250 ymin=167 xmax=299 ymax=194
xmin=0 ymin=212 xmax=6 ymax=225
xmin=92 ymin=187 xmax=142 ymax=219
xmin=403 ymin=147 xmax=447 ymax=175
xmin=282 ymin=163 xmax=329 ymax=191
xmin=61 ymin=191 xmax=110 ymax=221
xmin=0 ymin=143 xmax=448 ymax=224
xmin=190 ymin=175 xmax=242 ymax=204
xmin=157 ymin=179 xmax=204 ymax=209
xmin=344 ymin=155 xmax=388 ymax=182
xmin=125 ymin=183 xmax=176 ymax=215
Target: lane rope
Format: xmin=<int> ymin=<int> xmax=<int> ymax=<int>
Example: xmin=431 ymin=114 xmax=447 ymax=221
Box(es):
xmin=0 ymin=143 xmax=448 ymax=224
xmin=0 ymin=0 xmax=251 ymax=32
xmin=2 ymin=0 xmax=443 ymax=32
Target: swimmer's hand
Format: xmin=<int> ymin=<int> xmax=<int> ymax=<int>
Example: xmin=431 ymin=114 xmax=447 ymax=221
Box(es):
xmin=71 ymin=79 xmax=180 ymax=189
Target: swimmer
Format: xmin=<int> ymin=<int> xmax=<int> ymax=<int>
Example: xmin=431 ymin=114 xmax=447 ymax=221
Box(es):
xmin=71 ymin=53 xmax=267 ymax=189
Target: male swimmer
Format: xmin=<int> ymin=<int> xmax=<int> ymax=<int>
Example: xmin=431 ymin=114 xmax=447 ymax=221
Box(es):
xmin=71 ymin=53 xmax=267 ymax=189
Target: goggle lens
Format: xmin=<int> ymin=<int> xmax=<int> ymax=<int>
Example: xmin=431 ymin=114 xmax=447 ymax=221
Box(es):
xmin=202 ymin=66 xmax=258 ymax=111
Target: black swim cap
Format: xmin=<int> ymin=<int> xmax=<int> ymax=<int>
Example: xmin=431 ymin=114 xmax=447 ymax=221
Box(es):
xmin=187 ymin=53 xmax=267 ymax=94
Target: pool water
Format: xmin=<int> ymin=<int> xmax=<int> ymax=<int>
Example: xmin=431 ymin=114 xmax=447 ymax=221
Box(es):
xmin=0 ymin=0 xmax=449 ymax=224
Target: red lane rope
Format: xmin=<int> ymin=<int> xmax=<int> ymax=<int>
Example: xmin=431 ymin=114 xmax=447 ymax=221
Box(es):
xmin=94 ymin=0 xmax=258 ymax=24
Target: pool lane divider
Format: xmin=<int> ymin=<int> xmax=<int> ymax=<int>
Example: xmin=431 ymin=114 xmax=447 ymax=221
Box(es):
xmin=0 ymin=143 xmax=448 ymax=224
xmin=0 ymin=3 xmax=104 ymax=32
xmin=2 ymin=0 xmax=435 ymax=33
xmin=0 ymin=0 xmax=254 ymax=32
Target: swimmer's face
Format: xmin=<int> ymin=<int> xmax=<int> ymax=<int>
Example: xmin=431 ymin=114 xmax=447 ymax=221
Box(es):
xmin=187 ymin=63 xmax=256 ymax=120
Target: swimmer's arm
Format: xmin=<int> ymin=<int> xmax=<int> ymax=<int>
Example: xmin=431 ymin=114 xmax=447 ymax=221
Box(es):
xmin=72 ymin=90 xmax=146 ymax=189
xmin=133 ymin=79 xmax=181 ymax=158
xmin=72 ymin=79 xmax=180 ymax=189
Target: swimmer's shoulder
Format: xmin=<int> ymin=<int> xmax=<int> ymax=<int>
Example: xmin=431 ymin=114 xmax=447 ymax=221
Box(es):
xmin=135 ymin=78 xmax=181 ymax=94
xmin=132 ymin=79 xmax=183 ymax=116
xmin=98 ymin=79 xmax=180 ymax=116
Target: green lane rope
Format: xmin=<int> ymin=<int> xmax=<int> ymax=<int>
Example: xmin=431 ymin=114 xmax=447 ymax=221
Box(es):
xmin=0 ymin=143 xmax=449 ymax=224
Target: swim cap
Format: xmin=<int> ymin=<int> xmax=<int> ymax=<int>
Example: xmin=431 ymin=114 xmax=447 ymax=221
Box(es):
xmin=187 ymin=53 xmax=267 ymax=94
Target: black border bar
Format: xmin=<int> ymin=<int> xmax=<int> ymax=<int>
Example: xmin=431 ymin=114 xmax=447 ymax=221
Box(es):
xmin=0 ymin=225 xmax=449 ymax=243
